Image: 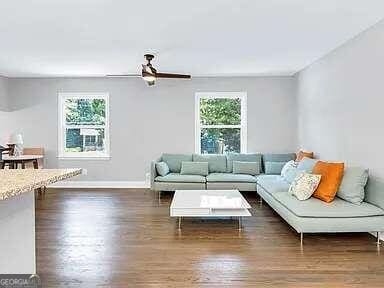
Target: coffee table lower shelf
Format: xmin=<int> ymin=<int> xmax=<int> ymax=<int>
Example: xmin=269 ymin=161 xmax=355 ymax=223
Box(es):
xmin=171 ymin=208 xmax=251 ymax=230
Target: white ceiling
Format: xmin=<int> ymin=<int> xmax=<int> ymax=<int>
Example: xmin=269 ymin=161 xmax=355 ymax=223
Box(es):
xmin=0 ymin=0 xmax=384 ymax=77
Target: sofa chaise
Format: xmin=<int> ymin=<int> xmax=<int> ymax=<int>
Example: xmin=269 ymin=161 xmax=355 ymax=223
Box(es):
xmin=257 ymin=174 xmax=384 ymax=244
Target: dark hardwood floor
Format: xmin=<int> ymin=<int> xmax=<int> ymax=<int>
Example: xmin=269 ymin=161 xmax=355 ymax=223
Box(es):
xmin=36 ymin=189 xmax=384 ymax=287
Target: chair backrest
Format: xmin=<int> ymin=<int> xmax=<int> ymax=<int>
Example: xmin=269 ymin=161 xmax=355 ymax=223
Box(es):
xmin=23 ymin=147 xmax=45 ymax=168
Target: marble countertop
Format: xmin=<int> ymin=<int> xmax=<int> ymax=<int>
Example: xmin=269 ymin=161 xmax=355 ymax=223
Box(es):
xmin=0 ymin=169 xmax=82 ymax=201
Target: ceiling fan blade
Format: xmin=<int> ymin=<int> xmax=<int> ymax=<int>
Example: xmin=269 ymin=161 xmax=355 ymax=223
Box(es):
xmin=155 ymin=72 xmax=191 ymax=79
xmin=106 ymin=74 xmax=140 ymax=77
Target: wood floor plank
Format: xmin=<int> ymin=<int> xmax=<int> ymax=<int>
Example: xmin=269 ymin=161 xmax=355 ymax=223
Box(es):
xmin=36 ymin=189 xmax=384 ymax=287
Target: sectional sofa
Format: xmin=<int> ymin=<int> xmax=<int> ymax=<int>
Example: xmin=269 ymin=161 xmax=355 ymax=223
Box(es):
xmin=150 ymin=153 xmax=384 ymax=244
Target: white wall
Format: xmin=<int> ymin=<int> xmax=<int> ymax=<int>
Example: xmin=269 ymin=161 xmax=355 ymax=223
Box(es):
xmin=0 ymin=76 xmax=8 ymax=110
xmin=0 ymin=76 xmax=13 ymax=144
xmin=296 ymin=19 xmax=384 ymax=178
xmin=7 ymin=76 xmax=297 ymax=181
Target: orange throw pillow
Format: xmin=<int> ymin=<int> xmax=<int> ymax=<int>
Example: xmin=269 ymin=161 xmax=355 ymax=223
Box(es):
xmin=296 ymin=150 xmax=314 ymax=161
xmin=312 ymin=161 xmax=344 ymax=203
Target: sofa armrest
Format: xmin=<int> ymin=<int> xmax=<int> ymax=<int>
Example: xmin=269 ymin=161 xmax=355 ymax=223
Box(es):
xmin=150 ymin=160 xmax=160 ymax=190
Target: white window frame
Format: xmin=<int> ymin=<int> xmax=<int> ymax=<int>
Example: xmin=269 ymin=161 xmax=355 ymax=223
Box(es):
xmin=195 ymin=92 xmax=247 ymax=154
xmin=58 ymin=92 xmax=110 ymax=159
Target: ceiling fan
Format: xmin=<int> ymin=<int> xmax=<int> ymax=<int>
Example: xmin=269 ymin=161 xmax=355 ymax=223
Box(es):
xmin=107 ymin=54 xmax=191 ymax=86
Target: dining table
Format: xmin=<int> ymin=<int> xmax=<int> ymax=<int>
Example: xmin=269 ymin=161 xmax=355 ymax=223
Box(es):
xmin=1 ymin=154 xmax=44 ymax=169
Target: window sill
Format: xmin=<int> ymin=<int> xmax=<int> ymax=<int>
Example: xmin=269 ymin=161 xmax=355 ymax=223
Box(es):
xmin=57 ymin=155 xmax=111 ymax=160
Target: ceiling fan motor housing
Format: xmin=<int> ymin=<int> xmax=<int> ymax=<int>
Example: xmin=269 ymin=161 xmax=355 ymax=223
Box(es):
xmin=144 ymin=54 xmax=155 ymax=64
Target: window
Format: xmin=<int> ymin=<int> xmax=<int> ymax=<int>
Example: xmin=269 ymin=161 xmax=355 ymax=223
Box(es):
xmin=58 ymin=93 xmax=110 ymax=158
xmin=195 ymin=92 xmax=247 ymax=154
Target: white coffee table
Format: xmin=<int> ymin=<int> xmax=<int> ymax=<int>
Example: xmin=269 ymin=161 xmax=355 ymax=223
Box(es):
xmin=170 ymin=190 xmax=252 ymax=230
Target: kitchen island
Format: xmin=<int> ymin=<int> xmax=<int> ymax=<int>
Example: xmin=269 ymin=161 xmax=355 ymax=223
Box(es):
xmin=0 ymin=169 xmax=81 ymax=274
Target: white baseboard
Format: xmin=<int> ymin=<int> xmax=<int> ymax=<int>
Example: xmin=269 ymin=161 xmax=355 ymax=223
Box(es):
xmin=48 ymin=181 xmax=150 ymax=189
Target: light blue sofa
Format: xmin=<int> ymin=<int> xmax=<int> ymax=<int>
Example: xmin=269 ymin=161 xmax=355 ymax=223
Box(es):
xmin=150 ymin=153 xmax=274 ymax=192
xmin=150 ymin=153 xmax=384 ymax=244
xmin=257 ymin=175 xmax=384 ymax=244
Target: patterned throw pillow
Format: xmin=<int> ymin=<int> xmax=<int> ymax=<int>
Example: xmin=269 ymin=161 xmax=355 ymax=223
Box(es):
xmin=289 ymin=172 xmax=322 ymax=201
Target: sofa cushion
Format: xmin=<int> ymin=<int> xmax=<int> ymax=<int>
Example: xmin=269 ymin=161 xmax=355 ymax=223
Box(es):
xmin=297 ymin=157 xmax=318 ymax=173
xmin=272 ymin=193 xmax=384 ymax=218
xmin=262 ymin=153 xmax=296 ymax=173
xmin=180 ymin=161 xmax=209 ymax=176
xmin=232 ymin=161 xmax=260 ymax=175
xmin=365 ymin=177 xmax=384 ymax=210
xmin=265 ymin=162 xmax=286 ymax=175
xmin=226 ymin=153 xmax=262 ymax=173
xmin=263 ymin=153 xmax=296 ymax=163
xmin=312 ymin=161 xmax=344 ymax=203
xmin=155 ymin=173 xmax=206 ymax=183
xmin=206 ymin=173 xmax=257 ymax=183
xmin=156 ymin=162 xmax=170 ymax=176
xmin=161 ymin=154 xmax=192 ymax=173
xmin=193 ymin=154 xmax=227 ymax=173
xmin=256 ymin=175 xmax=290 ymax=194
xmin=288 ymin=172 xmax=322 ymax=201
xmin=337 ymin=166 xmax=369 ymax=205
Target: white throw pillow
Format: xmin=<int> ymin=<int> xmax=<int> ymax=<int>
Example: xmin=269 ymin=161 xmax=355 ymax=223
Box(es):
xmin=289 ymin=172 xmax=322 ymax=201
xmin=281 ymin=160 xmax=300 ymax=184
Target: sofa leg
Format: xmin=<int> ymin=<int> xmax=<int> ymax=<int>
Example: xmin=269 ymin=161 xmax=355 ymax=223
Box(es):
xmin=377 ymin=232 xmax=381 ymax=246
xmin=238 ymin=217 xmax=242 ymax=230
xmin=178 ymin=217 xmax=182 ymax=230
xmin=158 ymin=191 xmax=161 ymax=204
xmin=300 ymin=233 xmax=303 ymax=246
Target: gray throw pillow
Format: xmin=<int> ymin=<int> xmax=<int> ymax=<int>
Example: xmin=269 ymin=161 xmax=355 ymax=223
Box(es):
xmin=156 ymin=162 xmax=170 ymax=176
xmin=226 ymin=153 xmax=262 ymax=173
xmin=180 ymin=161 xmax=209 ymax=176
xmin=297 ymin=157 xmax=318 ymax=173
xmin=265 ymin=162 xmax=286 ymax=175
xmin=337 ymin=166 xmax=369 ymax=205
xmin=232 ymin=161 xmax=260 ymax=175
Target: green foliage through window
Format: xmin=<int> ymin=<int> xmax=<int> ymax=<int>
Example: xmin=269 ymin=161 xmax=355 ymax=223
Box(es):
xmin=201 ymin=128 xmax=240 ymax=154
xmin=65 ymin=99 xmax=106 ymax=125
xmin=200 ymin=98 xmax=241 ymax=125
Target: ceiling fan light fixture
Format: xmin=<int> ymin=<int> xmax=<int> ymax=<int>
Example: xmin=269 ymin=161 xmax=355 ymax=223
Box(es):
xmin=143 ymin=75 xmax=156 ymax=82
xmin=147 ymin=80 xmax=155 ymax=86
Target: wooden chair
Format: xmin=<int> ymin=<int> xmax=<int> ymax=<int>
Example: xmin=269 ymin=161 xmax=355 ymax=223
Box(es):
xmin=23 ymin=147 xmax=44 ymax=168
xmin=0 ymin=145 xmax=11 ymax=169
xmin=23 ymin=148 xmax=46 ymax=197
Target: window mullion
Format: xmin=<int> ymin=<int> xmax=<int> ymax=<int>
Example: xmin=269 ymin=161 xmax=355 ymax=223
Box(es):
xmin=64 ymin=125 xmax=106 ymax=129
xmin=200 ymin=125 xmax=241 ymax=129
